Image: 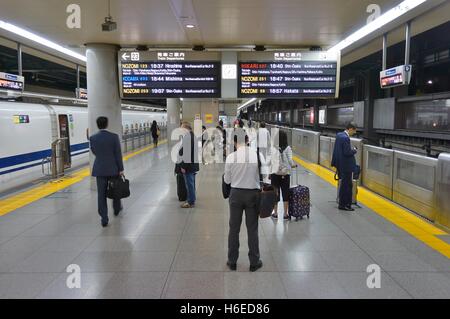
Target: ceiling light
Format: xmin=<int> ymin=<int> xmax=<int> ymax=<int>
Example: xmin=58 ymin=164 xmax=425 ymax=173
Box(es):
xmin=427 ymin=80 xmax=433 ymax=84
xmin=0 ymin=19 xmax=86 ymax=62
xmin=186 ymin=24 xmax=195 ymax=29
xmin=328 ymin=0 xmax=427 ymax=53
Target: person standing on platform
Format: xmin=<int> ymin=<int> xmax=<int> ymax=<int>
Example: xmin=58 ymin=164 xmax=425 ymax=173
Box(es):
xmin=89 ymin=117 xmax=124 ymax=227
xmin=270 ymin=130 xmax=297 ymax=220
xmin=179 ymin=122 xmax=200 ymax=208
xmin=151 ymin=120 xmax=160 ymax=147
xmin=224 ymin=129 xmax=265 ymax=272
xmin=331 ymin=122 xmax=358 ymax=211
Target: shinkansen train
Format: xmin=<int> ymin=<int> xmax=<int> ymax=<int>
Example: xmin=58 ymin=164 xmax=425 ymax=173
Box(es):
xmin=0 ymin=101 xmax=167 ymax=193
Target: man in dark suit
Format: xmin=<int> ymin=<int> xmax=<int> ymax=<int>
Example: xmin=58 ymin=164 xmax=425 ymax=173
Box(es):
xmin=89 ymin=117 xmax=124 ymax=227
xmin=331 ymin=122 xmax=357 ymax=211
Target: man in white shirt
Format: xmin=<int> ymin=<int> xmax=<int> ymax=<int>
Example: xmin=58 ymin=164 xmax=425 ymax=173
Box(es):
xmin=224 ymin=129 xmax=266 ymax=272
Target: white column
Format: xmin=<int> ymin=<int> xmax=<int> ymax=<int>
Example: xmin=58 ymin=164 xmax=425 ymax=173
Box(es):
xmin=167 ymin=98 xmax=181 ymax=145
xmin=86 ymin=44 xmax=121 ymax=189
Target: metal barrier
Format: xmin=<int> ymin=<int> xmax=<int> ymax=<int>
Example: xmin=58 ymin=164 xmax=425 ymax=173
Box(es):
xmin=291 ymin=128 xmax=320 ymax=163
xmin=436 ymin=153 xmax=450 ymax=229
xmin=393 ymin=151 xmax=438 ymax=221
xmin=41 ymin=138 xmax=67 ymax=179
xmin=319 ymin=136 xmax=333 ymax=169
xmin=122 ymin=126 xmax=167 ymax=153
xmin=362 ymin=145 xmax=394 ymax=200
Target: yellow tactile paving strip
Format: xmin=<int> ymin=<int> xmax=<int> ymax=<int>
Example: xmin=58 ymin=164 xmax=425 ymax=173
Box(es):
xmin=0 ymin=140 xmax=167 ymax=217
xmin=293 ymin=155 xmax=450 ymax=259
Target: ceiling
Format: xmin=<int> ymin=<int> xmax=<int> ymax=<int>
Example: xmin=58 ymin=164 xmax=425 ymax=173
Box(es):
xmin=0 ymin=0 xmax=404 ymax=50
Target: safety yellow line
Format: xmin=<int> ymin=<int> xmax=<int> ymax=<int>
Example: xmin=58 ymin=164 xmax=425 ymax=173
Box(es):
xmin=0 ymin=140 xmax=167 ymax=217
xmin=293 ymin=155 xmax=450 ymax=259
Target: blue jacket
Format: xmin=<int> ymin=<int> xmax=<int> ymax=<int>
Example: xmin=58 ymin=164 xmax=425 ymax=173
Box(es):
xmin=89 ymin=130 xmax=124 ymax=177
xmin=331 ymin=131 xmax=357 ymax=175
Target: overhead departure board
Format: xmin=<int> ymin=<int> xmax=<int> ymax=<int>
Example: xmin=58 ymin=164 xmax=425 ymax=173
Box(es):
xmin=238 ymin=51 xmax=340 ymax=98
xmin=119 ymin=51 xmax=221 ymax=98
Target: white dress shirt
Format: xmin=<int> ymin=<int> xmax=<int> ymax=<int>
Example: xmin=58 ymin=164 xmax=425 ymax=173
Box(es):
xmin=224 ymin=146 xmax=268 ymax=189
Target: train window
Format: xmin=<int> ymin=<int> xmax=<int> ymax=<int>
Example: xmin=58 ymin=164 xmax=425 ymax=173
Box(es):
xmin=397 ymin=100 xmax=449 ymax=131
xmin=396 ymin=159 xmax=435 ymax=191
xmin=368 ymin=152 xmax=391 ymax=175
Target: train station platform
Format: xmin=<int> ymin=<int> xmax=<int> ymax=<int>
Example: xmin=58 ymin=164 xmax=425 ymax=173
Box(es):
xmin=0 ymin=143 xmax=449 ymax=299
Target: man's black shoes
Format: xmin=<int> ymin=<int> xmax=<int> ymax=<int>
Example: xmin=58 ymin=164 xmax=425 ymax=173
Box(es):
xmin=339 ymin=206 xmax=355 ymax=211
xmin=227 ymin=261 xmax=237 ymax=271
xmin=249 ymin=260 xmax=263 ymax=272
xmin=114 ymin=207 xmax=123 ymax=217
xmin=101 ymin=220 xmax=109 ymax=227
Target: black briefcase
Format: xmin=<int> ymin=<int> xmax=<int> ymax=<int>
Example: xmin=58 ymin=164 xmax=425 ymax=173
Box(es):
xmin=222 ymin=174 xmax=231 ymax=199
xmin=107 ymin=176 xmax=130 ymax=199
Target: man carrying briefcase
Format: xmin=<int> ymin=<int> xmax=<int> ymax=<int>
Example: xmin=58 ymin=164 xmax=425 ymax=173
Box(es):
xmin=89 ymin=116 xmax=125 ymax=227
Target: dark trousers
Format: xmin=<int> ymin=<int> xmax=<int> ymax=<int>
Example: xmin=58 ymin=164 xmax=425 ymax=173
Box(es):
xmin=228 ymin=189 xmax=260 ymax=265
xmin=183 ymin=172 xmax=196 ymax=205
xmin=339 ymin=172 xmax=353 ymax=208
xmin=96 ymin=177 xmax=122 ymax=223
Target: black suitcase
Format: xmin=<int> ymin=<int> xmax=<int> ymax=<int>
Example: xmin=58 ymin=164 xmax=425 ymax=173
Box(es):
xmin=177 ymin=173 xmax=187 ymax=202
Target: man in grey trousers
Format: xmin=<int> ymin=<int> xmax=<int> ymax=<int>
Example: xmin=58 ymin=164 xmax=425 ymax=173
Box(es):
xmin=224 ymin=129 xmax=265 ymax=272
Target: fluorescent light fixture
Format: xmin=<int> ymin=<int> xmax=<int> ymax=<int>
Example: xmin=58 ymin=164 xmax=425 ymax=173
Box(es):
xmin=186 ymin=24 xmax=195 ymax=29
xmin=328 ymin=0 xmax=427 ymax=53
xmin=0 ymin=19 xmax=87 ymax=62
xmin=122 ymin=103 xmax=165 ymax=111
xmin=238 ymin=98 xmax=257 ymax=111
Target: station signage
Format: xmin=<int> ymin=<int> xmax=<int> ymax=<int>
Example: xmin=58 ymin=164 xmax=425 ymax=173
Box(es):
xmin=76 ymin=88 xmax=87 ymax=100
xmin=238 ymin=51 xmax=340 ymax=98
xmin=118 ymin=51 xmax=221 ymax=98
xmin=0 ymin=72 xmax=24 ymax=92
xmin=380 ymin=65 xmax=412 ymax=89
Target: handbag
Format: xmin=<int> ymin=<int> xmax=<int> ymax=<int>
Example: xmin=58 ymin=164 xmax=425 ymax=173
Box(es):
xmin=107 ymin=175 xmax=130 ymax=199
xmin=256 ymin=147 xmax=277 ymax=218
xmin=222 ymin=174 xmax=231 ymax=199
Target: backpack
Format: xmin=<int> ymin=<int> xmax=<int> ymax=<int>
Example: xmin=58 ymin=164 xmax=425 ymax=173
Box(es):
xmin=276 ymin=147 xmax=290 ymax=175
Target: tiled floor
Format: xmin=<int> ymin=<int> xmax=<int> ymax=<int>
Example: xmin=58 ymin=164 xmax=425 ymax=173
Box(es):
xmin=0 ymin=144 xmax=449 ymax=299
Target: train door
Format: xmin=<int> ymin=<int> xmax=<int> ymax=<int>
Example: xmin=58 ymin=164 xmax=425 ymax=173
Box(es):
xmin=58 ymin=114 xmax=72 ymax=168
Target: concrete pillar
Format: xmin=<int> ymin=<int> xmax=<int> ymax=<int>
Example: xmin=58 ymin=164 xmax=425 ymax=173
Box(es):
xmin=167 ymin=98 xmax=181 ymax=145
xmin=86 ymin=44 xmax=121 ymax=188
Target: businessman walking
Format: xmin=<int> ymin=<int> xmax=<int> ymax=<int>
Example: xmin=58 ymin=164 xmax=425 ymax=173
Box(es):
xmin=89 ymin=116 xmax=124 ymax=227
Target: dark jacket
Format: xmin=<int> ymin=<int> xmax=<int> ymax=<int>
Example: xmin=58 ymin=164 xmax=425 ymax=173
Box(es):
xmin=179 ymin=131 xmax=200 ymax=173
xmin=89 ymin=130 xmax=124 ymax=177
xmin=331 ymin=131 xmax=357 ymax=176
xmin=151 ymin=124 xmax=159 ymax=138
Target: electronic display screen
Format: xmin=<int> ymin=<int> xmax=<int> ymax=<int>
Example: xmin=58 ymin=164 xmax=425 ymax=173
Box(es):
xmin=238 ymin=61 xmax=338 ymax=98
xmin=0 ymin=72 xmax=24 ymax=92
xmin=381 ymin=74 xmax=404 ymax=88
xmin=120 ymin=60 xmax=221 ymax=98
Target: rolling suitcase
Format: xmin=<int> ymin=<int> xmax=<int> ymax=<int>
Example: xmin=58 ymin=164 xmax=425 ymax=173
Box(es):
xmin=288 ymin=168 xmax=310 ymax=221
xmin=177 ymin=173 xmax=187 ymax=202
